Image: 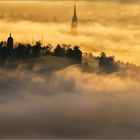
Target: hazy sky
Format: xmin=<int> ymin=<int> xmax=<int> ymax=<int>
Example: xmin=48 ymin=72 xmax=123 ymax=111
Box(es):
xmin=1 ymin=0 xmax=140 ymax=65
xmin=1 ymin=1 xmax=140 ymax=138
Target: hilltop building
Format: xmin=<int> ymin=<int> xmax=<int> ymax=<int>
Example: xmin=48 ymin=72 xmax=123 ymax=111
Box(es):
xmin=7 ymin=33 xmax=14 ymax=50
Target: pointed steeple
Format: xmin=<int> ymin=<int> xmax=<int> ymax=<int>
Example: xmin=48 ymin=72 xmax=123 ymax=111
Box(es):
xmin=74 ymin=5 xmax=77 ymax=20
xmin=72 ymin=4 xmax=78 ymax=28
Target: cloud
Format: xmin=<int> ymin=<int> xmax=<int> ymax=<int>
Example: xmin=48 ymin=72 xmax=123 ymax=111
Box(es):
xmin=0 ymin=57 xmax=139 ymax=138
xmin=0 ymin=1 xmax=140 ymax=138
xmin=118 ymin=0 xmax=140 ymax=3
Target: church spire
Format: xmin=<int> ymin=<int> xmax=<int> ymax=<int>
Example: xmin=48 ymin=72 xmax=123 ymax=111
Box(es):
xmin=74 ymin=5 xmax=77 ymax=19
xmin=72 ymin=4 xmax=78 ymax=28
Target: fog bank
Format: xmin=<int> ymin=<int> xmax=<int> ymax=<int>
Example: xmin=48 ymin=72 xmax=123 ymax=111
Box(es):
xmin=0 ymin=57 xmax=140 ymax=138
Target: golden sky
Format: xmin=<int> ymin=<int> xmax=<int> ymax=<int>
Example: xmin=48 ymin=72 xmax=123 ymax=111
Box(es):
xmin=1 ymin=2 xmax=140 ymax=138
xmin=0 ymin=0 xmax=140 ymax=65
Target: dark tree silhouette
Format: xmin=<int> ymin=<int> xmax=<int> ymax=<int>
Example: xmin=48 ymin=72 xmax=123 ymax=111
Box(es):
xmin=73 ymin=46 xmax=82 ymax=61
xmin=31 ymin=41 xmax=41 ymax=57
xmin=43 ymin=44 xmax=53 ymax=55
xmin=14 ymin=43 xmax=31 ymax=59
xmin=54 ymin=44 xmax=65 ymax=56
xmin=0 ymin=41 xmax=3 ymax=49
xmin=66 ymin=46 xmax=82 ymax=62
xmin=97 ymin=52 xmax=118 ymax=73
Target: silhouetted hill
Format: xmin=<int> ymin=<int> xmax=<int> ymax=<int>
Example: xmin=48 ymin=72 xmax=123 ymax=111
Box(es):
xmin=2 ymin=55 xmax=81 ymax=73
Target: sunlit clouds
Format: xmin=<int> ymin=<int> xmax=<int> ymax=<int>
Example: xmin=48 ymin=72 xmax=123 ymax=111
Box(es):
xmin=1 ymin=1 xmax=140 ymax=138
xmin=0 ymin=1 xmax=140 ymax=64
xmin=0 ymin=61 xmax=140 ymax=138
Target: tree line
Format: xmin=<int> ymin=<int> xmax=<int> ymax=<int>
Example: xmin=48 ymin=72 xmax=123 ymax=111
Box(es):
xmin=0 ymin=41 xmax=82 ymax=62
xmin=0 ymin=40 xmax=119 ymax=73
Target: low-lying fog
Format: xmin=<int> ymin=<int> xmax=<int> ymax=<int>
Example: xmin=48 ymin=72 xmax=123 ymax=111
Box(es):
xmin=0 ymin=56 xmax=140 ymax=138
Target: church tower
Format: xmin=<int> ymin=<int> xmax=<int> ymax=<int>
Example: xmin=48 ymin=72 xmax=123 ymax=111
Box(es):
xmin=72 ymin=5 xmax=78 ymax=29
xmin=7 ymin=33 xmax=14 ymax=51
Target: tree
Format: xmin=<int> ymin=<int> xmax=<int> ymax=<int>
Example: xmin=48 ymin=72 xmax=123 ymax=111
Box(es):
xmin=97 ymin=52 xmax=118 ymax=73
xmin=54 ymin=44 xmax=65 ymax=56
xmin=66 ymin=46 xmax=82 ymax=62
xmin=31 ymin=41 xmax=41 ymax=57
